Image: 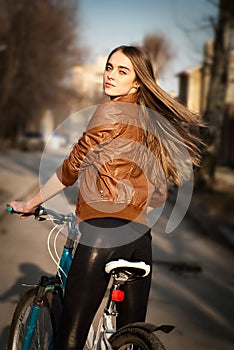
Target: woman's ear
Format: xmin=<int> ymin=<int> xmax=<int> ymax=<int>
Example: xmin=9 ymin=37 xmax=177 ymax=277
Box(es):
xmin=133 ymin=81 xmax=140 ymax=89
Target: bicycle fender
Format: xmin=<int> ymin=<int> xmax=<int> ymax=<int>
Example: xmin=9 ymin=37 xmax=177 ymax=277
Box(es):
xmin=117 ymin=322 xmax=175 ymax=334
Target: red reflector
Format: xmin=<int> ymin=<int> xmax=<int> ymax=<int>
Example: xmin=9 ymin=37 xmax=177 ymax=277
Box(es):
xmin=111 ymin=289 xmax=124 ymax=302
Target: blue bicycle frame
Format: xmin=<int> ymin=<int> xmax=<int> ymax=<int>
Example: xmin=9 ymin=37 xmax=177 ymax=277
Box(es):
xmin=21 ymin=245 xmax=74 ymax=350
xmin=9 ymin=206 xmax=79 ymax=350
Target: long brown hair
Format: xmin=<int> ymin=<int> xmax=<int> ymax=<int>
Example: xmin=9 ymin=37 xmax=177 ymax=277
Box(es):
xmin=107 ymin=45 xmax=205 ymax=185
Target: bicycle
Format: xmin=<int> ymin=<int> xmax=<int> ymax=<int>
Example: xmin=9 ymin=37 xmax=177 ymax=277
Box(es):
xmin=6 ymin=205 xmax=174 ymax=350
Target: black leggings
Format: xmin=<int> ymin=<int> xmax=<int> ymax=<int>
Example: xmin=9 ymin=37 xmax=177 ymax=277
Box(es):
xmin=55 ymin=218 xmax=152 ymax=350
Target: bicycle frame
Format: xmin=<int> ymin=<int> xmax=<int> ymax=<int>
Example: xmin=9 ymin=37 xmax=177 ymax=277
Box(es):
xmin=19 ymin=209 xmax=78 ymax=350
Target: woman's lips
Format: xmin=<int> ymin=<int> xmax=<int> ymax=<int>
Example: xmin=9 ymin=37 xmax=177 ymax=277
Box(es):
xmin=105 ymin=82 xmax=115 ymax=88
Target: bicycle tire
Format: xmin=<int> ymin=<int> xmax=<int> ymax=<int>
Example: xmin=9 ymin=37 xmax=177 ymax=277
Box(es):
xmin=109 ymin=326 xmax=167 ymax=350
xmin=7 ymin=287 xmax=62 ymax=350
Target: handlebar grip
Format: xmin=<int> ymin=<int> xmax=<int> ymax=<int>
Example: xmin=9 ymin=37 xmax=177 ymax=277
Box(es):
xmin=7 ymin=205 xmax=37 ymax=217
xmin=7 ymin=205 xmax=14 ymax=214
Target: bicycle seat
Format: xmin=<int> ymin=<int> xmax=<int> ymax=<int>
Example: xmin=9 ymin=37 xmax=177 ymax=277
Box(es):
xmin=105 ymin=259 xmax=150 ymax=278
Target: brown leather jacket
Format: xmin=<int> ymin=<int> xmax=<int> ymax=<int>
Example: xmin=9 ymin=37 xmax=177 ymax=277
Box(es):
xmin=56 ymin=93 xmax=167 ymax=225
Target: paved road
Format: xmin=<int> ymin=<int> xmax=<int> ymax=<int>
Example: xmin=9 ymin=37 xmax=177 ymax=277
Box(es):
xmin=0 ymin=151 xmax=233 ymax=349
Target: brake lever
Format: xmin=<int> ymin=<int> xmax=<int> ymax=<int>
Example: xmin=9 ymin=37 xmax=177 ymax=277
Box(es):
xmin=34 ymin=205 xmax=47 ymax=221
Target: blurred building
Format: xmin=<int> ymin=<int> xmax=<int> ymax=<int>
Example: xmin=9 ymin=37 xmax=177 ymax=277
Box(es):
xmin=177 ymin=40 xmax=234 ymax=165
xmin=71 ymin=55 xmax=107 ymax=105
xmin=37 ymin=55 xmax=107 ymax=149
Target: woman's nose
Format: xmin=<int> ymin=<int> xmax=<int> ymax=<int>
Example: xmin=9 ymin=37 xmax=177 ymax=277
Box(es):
xmin=107 ymin=70 xmax=115 ymax=80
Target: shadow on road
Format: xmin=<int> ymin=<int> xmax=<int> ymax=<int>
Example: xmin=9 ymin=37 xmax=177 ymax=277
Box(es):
xmin=149 ymin=208 xmax=234 ymax=350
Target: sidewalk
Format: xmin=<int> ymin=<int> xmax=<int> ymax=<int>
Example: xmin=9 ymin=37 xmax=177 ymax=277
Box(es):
xmin=0 ymin=151 xmax=38 ymax=217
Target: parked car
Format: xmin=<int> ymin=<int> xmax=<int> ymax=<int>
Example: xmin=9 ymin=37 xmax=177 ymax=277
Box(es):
xmin=18 ymin=131 xmax=45 ymax=151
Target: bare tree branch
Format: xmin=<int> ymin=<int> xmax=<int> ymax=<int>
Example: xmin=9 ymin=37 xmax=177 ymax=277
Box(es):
xmin=142 ymin=33 xmax=174 ymax=79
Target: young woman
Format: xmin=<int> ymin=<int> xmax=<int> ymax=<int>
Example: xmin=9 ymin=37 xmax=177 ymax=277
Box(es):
xmin=8 ymin=45 xmax=203 ymax=349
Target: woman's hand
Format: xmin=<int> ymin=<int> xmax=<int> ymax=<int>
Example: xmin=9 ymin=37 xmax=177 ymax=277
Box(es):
xmin=7 ymin=172 xmax=67 ymax=219
xmin=7 ymin=200 xmax=37 ymax=219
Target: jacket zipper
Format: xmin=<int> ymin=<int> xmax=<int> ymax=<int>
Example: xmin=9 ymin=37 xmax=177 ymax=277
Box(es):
xmin=96 ymin=175 xmax=104 ymax=198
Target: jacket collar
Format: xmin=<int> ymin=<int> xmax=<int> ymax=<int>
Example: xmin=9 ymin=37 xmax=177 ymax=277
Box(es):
xmin=110 ymin=93 xmax=138 ymax=104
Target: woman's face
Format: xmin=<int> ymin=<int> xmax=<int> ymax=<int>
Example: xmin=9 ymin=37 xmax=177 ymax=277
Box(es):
xmin=103 ymin=50 xmax=139 ymax=99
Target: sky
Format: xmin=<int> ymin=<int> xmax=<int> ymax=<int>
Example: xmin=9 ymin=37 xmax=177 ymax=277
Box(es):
xmin=79 ymin=0 xmax=218 ymax=94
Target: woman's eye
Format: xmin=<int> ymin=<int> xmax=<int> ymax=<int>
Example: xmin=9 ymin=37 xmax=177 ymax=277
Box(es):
xmin=105 ymin=65 xmax=112 ymax=71
xmin=119 ymin=70 xmax=127 ymax=75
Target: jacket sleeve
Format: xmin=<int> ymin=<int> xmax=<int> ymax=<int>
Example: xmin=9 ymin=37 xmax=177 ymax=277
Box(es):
xmin=56 ymin=103 xmax=122 ymax=187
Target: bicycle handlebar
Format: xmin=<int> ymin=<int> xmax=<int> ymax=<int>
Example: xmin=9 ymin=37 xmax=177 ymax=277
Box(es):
xmin=7 ymin=205 xmax=76 ymax=224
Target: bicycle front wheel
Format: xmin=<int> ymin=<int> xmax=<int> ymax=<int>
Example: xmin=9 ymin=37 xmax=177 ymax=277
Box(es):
xmin=109 ymin=326 xmax=167 ymax=350
xmin=7 ymin=287 xmax=62 ymax=350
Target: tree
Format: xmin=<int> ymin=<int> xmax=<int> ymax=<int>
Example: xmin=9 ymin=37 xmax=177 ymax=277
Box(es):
xmin=198 ymin=0 xmax=234 ymax=187
xmin=142 ymin=33 xmax=174 ymax=80
xmin=0 ymin=0 xmax=82 ymax=144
